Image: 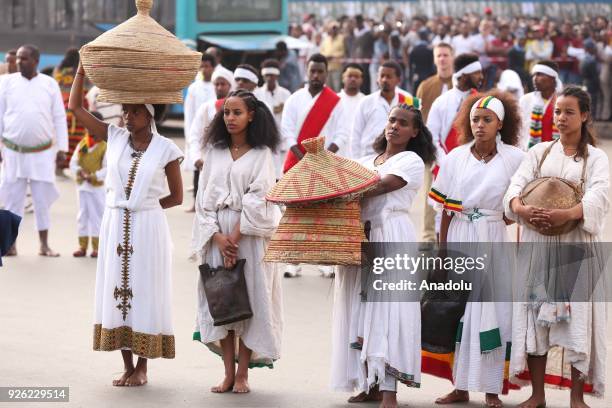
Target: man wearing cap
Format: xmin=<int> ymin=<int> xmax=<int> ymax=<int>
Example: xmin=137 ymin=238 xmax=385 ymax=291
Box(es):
xmin=233 ymin=64 xmax=259 ymax=93
xmin=281 ymin=53 xmax=348 ymax=278
xmin=337 ymin=63 xmax=365 ymax=125
xmin=0 ymin=44 xmax=68 ymax=257
xmin=254 ymin=59 xmax=291 ymax=177
xmin=187 ymin=68 xmax=233 ymax=202
xmin=518 ymin=60 xmax=562 ymax=150
xmin=427 ymin=53 xmax=483 ymax=170
xmin=351 ymin=60 xmax=420 ymax=160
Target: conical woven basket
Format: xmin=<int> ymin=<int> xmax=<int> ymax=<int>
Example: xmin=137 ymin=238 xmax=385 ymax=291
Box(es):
xmin=80 ymin=0 xmax=201 ymax=104
xmin=267 ymin=136 xmax=379 ymax=204
xmin=264 ymin=200 xmax=366 ymax=265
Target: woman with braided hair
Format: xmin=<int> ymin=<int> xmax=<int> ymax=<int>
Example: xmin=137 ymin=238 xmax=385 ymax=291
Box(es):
xmin=191 ymin=90 xmax=283 ymax=394
xmin=331 ymin=103 xmax=435 ymax=408
xmin=429 ymin=90 xmax=525 ymax=407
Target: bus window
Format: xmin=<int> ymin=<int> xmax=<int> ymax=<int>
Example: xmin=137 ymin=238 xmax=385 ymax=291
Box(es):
xmin=10 ymin=0 xmax=28 ymax=29
xmin=197 ymin=0 xmax=282 ymax=22
xmin=82 ymin=0 xmax=128 ymax=23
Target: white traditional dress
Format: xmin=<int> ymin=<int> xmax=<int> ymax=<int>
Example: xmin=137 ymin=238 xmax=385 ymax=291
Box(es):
xmin=429 ymin=140 xmax=525 ymax=394
xmin=191 ymin=145 xmax=283 ymax=368
xmin=503 ymin=141 xmax=609 ymax=397
xmin=331 ymin=151 xmax=424 ymax=392
xmin=184 ymin=79 xmax=215 ymax=171
xmin=93 ymin=124 xmax=183 ymax=359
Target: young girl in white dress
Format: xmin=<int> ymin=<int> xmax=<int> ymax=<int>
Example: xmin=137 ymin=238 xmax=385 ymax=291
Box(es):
xmin=69 ymin=63 xmax=184 ymax=387
xmin=504 ymin=86 xmax=609 ymax=408
xmin=332 ymin=104 xmax=436 ymax=408
xmin=191 ymin=90 xmax=282 ymax=394
xmin=430 ymin=92 xmax=525 ymax=408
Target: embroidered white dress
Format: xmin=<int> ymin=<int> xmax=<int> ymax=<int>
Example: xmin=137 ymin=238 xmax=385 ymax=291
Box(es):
xmin=331 ymin=151 xmax=424 ymax=392
xmin=431 ymin=141 xmax=525 ymax=394
xmin=93 ymin=125 xmax=183 ymax=359
xmin=503 ymin=141 xmax=609 ymax=397
xmin=191 ymin=146 xmax=283 ymax=368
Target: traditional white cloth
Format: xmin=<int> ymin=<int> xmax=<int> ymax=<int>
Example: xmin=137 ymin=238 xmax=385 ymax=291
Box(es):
xmin=432 ymin=140 xmax=525 ymax=394
xmin=254 ymin=84 xmax=292 ymax=178
xmin=0 ymin=72 xmax=68 ymax=183
xmin=281 ymin=87 xmax=349 ymax=156
xmin=470 ymin=96 xmax=506 ymax=122
xmin=188 ymin=99 xmax=220 ymax=168
xmin=531 ymin=64 xmax=563 ymax=93
xmin=452 ymin=61 xmax=483 ymax=87
xmin=234 ymin=67 xmax=259 ymax=84
xmin=497 ymin=69 xmax=525 ymax=100
xmin=338 ymin=89 xmax=365 ymax=125
xmin=69 ymin=143 xmax=107 ymax=237
xmin=331 ymin=151 xmax=424 ymax=392
xmin=518 ymin=91 xmax=556 ymax=151
xmin=350 ymin=88 xmax=417 ymax=159
xmin=503 ymin=141 xmax=610 ymax=397
xmin=93 ymin=124 xmax=183 ymax=359
xmin=86 ymin=86 xmax=122 ymax=126
xmin=427 ymin=86 xmax=473 ymax=165
xmin=212 ymin=64 xmax=236 ymax=89
xmin=184 ymin=80 xmax=215 ymax=171
xmin=191 ymin=146 xmax=283 ymax=368
xmin=1 ymin=179 xmax=57 ymax=231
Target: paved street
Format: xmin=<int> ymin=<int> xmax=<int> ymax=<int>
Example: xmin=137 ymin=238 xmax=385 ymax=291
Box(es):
xmin=1 ymin=137 xmax=611 ymax=408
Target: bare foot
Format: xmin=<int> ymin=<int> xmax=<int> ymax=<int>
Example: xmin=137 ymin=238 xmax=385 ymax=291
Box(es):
xmin=485 ymin=393 xmax=503 ymax=408
xmin=435 ymin=389 xmax=469 ymax=404
xmin=73 ymin=248 xmax=87 ymax=257
xmin=570 ymin=398 xmax=589 ymax=408
xmin=112 ymin=369 xmax=134 ymax=387
xmin=211 ymin=376 xmax=234 ymax=393
xmin=125 ymin=368 xmax=147 ymax=386
xmin=232 ymin=375 xmax=250 ymax=393
xmin=517 ymin=395 xmax=546 ymax=408
xmin=90 ymin=251 xmax=98 ymax=258
xmin=348 ymin=387 xmax=382 ymax=403
xmin=6 ymin=245 xmax=16 ymax=256
xmin=39 ymin=246 xmax=60 ymax=257
xmin=379 ymin=391 xmax=398 ymax=408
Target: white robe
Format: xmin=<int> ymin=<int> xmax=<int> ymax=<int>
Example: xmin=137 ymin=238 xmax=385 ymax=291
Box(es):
xmin=426 ymin=87 xmax=472 ymax=166
xmin=188 ymin=99 xmax=219 ymax=169
xmin=281 ymin=87 xmax=349 ymax=157
xmin=338 ymin=89 xmax=365 ymax=131
xmin=93 ymin=125 xmax=183 ymax=359
xmin=184 ymin=80 xmax=215 ymax=171
xmin=503 ymin=141 xmax=609 ymax=397
xmin=331 ymin=151 xmax=424 ymax=392
xmin=350 ymin=88 xmax=413 ymax=160
xmin=432 ymin=141 xmax=525 ymax=394
xmin=191 ymin=146 xmax=283 ymax=368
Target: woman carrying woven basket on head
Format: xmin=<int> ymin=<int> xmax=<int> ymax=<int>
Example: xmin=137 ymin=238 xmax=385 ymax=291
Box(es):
xmin=191 ymin=90 xmax=282 ymax=394
xmin=68 ymin=62 xmax=184 ymax=387
xmin=503 ymin=85 xmax=609 ymax=408
xmin=429 ymin=91 xmax=525 ymax=408
xmin=331 ymin=104 xmax=436 ymax=408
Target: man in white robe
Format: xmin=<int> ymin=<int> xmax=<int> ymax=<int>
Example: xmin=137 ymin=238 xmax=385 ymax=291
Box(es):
xmin=254 ymin=59 xmax=291 ymax=178
xmin=337 ymin=63 xmax=365 ymax=129
xmin=0 ymin=45 xmax=68 ymax=256
xmin=351 ymin=60 xmax=419 ymax=160
xmin=281 ymin=53 xmax=349 ymax=277
xmin=518 ymin=60 xmax=562 ymax=150
xmin=427 ymin=54 xmax=483 ymax=169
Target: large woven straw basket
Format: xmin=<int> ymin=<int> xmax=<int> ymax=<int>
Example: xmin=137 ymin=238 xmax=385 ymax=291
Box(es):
xmin=267 ymin=136 xmax=380 ymax=204
xmin=264 ymin=200 xmax=366 ymax=265
xmin=80 ymin=0 xmax=201 ymax=104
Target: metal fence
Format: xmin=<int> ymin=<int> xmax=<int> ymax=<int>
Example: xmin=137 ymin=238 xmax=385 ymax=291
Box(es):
xmin=288 ymin=1 xmax=612 ymax=21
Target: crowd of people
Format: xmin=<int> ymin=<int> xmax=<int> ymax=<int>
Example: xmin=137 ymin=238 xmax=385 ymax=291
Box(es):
xmin=0 ymin=9 xmax=610 ymax=408
xmin=282 ymin=9 xmax=611 ymax=121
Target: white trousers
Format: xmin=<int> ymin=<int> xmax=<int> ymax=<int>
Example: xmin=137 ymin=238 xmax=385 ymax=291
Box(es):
xmin=379 ymin=373 xmax=396 ymax=392
xmin=1 ymin=179 xmax=58 ymax=231
xmin=77 ymin=189 xmax=105 ymax=237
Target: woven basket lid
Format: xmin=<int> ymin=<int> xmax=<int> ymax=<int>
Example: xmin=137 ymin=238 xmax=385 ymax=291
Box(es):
xmin=80 ymin=0 xmax=201 ymax=104
xmin=264 ymin=200 xmax=366 ymax=265
xmin=266 ymin=136 xmax=380 ymax=204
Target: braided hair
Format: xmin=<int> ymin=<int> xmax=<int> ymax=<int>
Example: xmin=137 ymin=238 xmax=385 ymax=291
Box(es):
xmin=558 ymin=85 xmax=597 ymax=161
xmin=204 ymin=90 xmax=280 ymax=152
xmin=372 ymin=104 xmax=437 ymax=164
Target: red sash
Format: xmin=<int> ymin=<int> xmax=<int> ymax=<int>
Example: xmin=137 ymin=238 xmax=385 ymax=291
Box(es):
xmin=541 ymin=95 xmax=556 ymax=142
xmin=214 ymin=98 xmax=225 ymax=112
xmin=283 ymin=87 xmax=341 ymax=173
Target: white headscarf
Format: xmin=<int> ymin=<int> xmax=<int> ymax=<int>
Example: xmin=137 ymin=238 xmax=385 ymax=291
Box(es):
xmin=496 ymin=69 xmax=524 ymax=100
xmin=144 ymin=104 xmax=158 ymax=134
